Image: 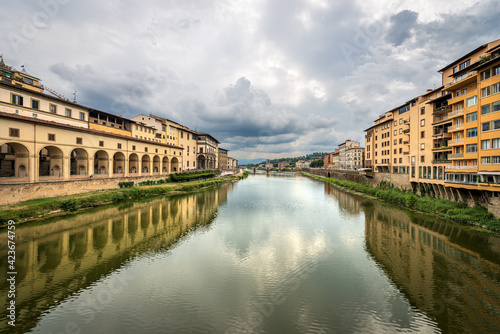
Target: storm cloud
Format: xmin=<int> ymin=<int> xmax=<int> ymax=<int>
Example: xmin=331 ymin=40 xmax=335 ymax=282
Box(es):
xmin=0 ymin=0 xmax=498 ymax=159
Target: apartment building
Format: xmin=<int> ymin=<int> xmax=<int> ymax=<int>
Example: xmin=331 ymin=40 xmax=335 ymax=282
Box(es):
xmin=323 ymin=153 xmax=333 ymax=168
xmin=364 ymin=39 xmax=500 ymax=213
xmin=218 ymin=148 xmax=228 ymax=169
xmin=338 ymin=140 xmax=363 ymax=170
xmin=347 ymin=146 xmax=365 ymax=170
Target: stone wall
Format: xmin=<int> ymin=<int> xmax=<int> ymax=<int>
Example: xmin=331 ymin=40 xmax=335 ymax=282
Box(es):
xmin=0 ymin=174 xmax=172 ymax=206
xmin=372 ymin=172 xmax=411 ymax=189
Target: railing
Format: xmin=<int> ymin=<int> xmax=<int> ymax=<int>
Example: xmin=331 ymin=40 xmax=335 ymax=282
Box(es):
xmin=445 ymin=165 xmax=476 ymax=170
xmin=433 ymin=105 xmax=451 ymax=114
xmin=448 ymin=138 xmax=464 ymax=145
xmin=448 ymin=123 xmax=464 ymax=131
xmin=432 ymin=146 xmax=451 ymax=151
xmin=444 ymin=70 xmax=478 ymax=88
xmin=448 ymin=109 xmax=464 ymax=117
xmin=449 ymin=153 xmax=464 ymax=159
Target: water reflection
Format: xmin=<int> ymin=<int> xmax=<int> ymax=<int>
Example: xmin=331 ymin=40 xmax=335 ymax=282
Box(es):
xmin=360 ymin=194 xmax=500 ymax=333
xmin=0 ymin=184 xmax=234 ymax=334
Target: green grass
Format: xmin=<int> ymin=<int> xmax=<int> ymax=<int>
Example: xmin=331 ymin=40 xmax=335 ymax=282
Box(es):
xmin=0 ymin=174 xmax=243 ymax=226
xmin=304 ymin=172 xmax=500 ymax=232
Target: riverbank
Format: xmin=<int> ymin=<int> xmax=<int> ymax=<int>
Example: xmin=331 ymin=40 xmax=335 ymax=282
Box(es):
xmin=0 ymin=172 xmax=249 ymax=226
xmin=303 ymin=172 xmax=500 ymax=232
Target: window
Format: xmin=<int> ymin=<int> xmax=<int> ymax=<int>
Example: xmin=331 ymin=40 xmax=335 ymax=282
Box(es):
xmin=117 ymin=143 xmax=122 ymax=149
xmin=77 ymin=112 xmax=84 ymax=121
xmin=462 ymin=88 xmax=467 ymax=95
xmin=50 ymin=104 xmax=57 ymax=113
xmin=495 ymin=65 xmax=500 ymax=76
xmin=456 ymin=90 xmax=461 ymax=97
xmin=467 ymin=144 xmax=478 ymax=153
xmin=11 ymin=94 xmax=23 ymax=105
xmin=145 ymin=147 xmax=148 ymax=152
xmin=9 ymin=128 xmax=19 ymax=137
xmin=421 ymin=131 xmax=425 ymax=138
xmin=99 ymin=141 xmax=104 ymax=147
xmin=76 ymin=137 xmax=82 ymax=144
xmin=32 ymin=99 xmax=39 ymax=109
xmin=394 ymin=139 xmax=397 ymax=145
xmin=482 ymin=140 xmax=491 ymax=149
xmin=453 ymin=66 xmax=458 ymax=73
xmin=494 ymin=101 xmax=500 ymax=113
xmin=482 ymin=87 xmax=491 ymax=98
xmin=399 ymin=148 xmax=402 ymax=153
xmin=467 ymin=128 xmax=477 ymax=137
xmin=492 ymin=138 xmax=500 ymax=149
xmin=399 ymin=128 xmax=402 ymax=134
xmin=466 ymin=112 xmax=477 ymax=122
xmin=420 ymin=119 xmax=425 ymax=127
xmin=48 ymin=134 xmax=55 ymax=141
xmin=420 ymin=143 xmax=425 ymax=150
xmin=494 ymin=120 xmax=500 ymax=130
xmin=466 ymin=96 xmax=477 ymax=107
xmin=399 ymin=138 xmax=402 ymax=144
xmin=155 ymin=148 xmax=158 ymax=153
xmin=394 ymin=121 xmax=397 ymax=126
xmin=459 ymin=59 xmax=470 ymax=70
xmin=419 ymin=166 xmax=423 ymax=177
xmin=394 ymin=130 xmax=397 ymax=136
xmin=493 ymin=156 xmax=500 ymax=164
xmin=132 ymin=145 xmax=136 ymax=150
xmin=420 ymin=107 xmax=425 ymax=115
xmin=399 ymin=119 xmax=402 ymax=124
xmin=493 ymin=83 xmax=500 ymax=94
xmin=481 ymin=70 xmax=491 ymax=81
xmin=394 ymin=149 xmax=397 ymax=154
xmin=482 ymin=157 xmax=491 ymax=164
xmin=482 ymin=104 xmax=491 ymax=115
xmin=32 ymin=113 xmax=37 ymax=117
xmin=66 ymin=108 xmax=72 ymax=117
xmin=482 ymin=122 xmax=491 ymax=132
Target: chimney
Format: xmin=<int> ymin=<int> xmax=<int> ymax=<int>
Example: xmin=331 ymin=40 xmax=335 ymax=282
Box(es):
xmin=426 ymin=89 xmax=433 ymax=93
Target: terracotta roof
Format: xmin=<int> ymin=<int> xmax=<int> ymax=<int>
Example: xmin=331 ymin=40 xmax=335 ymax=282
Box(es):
xmin=0 ymin=111 xmax=184 ymax=149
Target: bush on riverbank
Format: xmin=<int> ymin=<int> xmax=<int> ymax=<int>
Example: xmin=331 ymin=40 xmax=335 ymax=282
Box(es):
xmin=0 ymin=176 xmax=238 ymax=225
xmin=170 ymin=170 xmax=218 ymax=182
xmin=306 ymin=173 xmax=500 ymax=232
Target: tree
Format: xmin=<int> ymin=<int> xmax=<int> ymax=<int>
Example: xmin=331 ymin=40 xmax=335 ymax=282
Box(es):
xmin=310 ymin=159 xmax=324 ymax=168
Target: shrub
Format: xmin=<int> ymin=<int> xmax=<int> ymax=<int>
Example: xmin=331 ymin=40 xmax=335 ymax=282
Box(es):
xmin=405 ymin=193 xmax=417 ymax=207
xmin=118 ymin=181 xmax=134 ymax=188
xmin=60 ymin=199 xmax=80 ymax=212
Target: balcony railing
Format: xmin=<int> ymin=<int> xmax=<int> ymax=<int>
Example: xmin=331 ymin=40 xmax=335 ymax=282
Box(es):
xmin=432 ymin=146 xmax=451 ymax=151
xmin=445 ymin=165 xmax=477 ymax=170
xmin=448 ymin=123 xmax=464 ymax=131
xmin=449 ymin=153 xmax=464 ymax=159
xmin=448 ymin=109 xmax=464 ymax=117
xmin=433 ymin=105 xmax=451 ymax=114
xmin=448 ymin=138 xmax=464 ymax=146
xmin=444 ymin=70 xmax=478 ymax=88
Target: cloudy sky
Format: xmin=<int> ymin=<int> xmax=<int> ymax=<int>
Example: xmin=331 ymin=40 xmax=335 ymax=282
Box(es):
xmin=1 ymin=0 xmax=499 ymax=160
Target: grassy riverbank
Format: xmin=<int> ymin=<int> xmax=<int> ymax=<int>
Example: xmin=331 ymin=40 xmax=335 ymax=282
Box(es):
xmin=0 ymin=172 xmax=249 ymax=226
xmin=304 ymin=172 xmax=500 ymax=232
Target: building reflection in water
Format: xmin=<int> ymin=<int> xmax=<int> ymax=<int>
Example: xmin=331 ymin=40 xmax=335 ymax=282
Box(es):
xmin=0 ymin=183 xmax=234 ymax=333
xmin=324 ymin=181 xmax=500 ymax=333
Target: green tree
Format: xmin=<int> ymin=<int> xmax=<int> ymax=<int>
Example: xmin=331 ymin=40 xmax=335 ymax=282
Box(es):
xmin=310 ymin=159 xmax=324 ymax=168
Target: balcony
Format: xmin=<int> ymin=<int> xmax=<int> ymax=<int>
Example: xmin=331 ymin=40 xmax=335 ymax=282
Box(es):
xmin=448 ymin=138 xmax=464 ymax=146
xmin=449 ymin=153 xmax=464 ymax=159
xmin=448 ymin=109 xmax=464 ymax=118
xmin=404 ymin=119 xmax=410 ymax=125
xmin=432 ymin=131 xmax=452 ymax=139
xmin=448 ymin=123 xmax=464 ymax=132
xmin=403 ymin=151 xmax=409 ymax=155
xmin=433 ymin=105 xmax=451 ymax=114
xmin=444 ymin=70 xmax=478 ymax=90
xmin=432 ymin=146 xmax=451 ymax=151
xmin=402 ymin=129 xmax=410 ymax=134
xmin=432 ymin=159 xmax=451 ymax=164
xmin=445 ymin=165 xmax=477 ymax=170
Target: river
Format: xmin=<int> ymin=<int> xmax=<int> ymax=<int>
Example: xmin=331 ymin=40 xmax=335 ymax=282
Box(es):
xmin=1 ymin=172 xmax=499 ymax=333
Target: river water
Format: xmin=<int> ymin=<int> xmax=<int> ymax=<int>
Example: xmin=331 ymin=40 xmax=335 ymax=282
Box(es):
xmin=1 ymin=172 xmax=500 ymax=334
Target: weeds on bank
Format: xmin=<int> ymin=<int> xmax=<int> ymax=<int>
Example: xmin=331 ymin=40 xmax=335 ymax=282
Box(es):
xmin=306 ymin=173 xmax=500 ymax=232
xmin=0 ymin=174 xmax=242 ymax=226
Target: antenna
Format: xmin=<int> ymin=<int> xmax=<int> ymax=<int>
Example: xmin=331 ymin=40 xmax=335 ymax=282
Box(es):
xmin=73 ymin=90 xmax=77 ymax=103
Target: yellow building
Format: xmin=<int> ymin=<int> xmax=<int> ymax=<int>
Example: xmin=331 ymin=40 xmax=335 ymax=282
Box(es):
xmin=218 ymin=148 xmax=228 ymax=170
xmin=197 ymin=133 xmax=219 ymax=169
xmin=0 ymin=59 xmax=184 ymax=184
xmin=365 ymin=39 xmax=500 ymax=216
